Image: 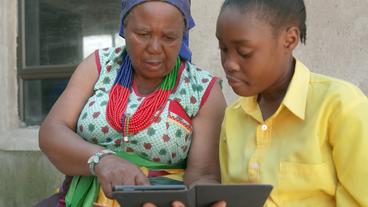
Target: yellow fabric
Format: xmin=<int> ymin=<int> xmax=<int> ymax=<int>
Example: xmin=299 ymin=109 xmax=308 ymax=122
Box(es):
xmin=95 ymin=188 xmax=120 ymax=207
xmin=220 ymin=60 xmax=368 ymax=207
xmin=95 ymin=167 xmax=184 ymax=207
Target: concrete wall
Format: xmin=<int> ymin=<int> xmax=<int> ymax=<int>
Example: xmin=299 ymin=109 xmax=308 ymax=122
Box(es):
xmin=0 ymin=0 xmax=18 ymax=131
xmin=0 ymin=0 xmax=367 ymax=206
xmin=0 ymin=150 xmax=63 ymax=207
xmin=190 ymin=0 xmax=368 ymax=103
xmin=296 ymin=0 xmax=368 ymax=95
xmin=0 ymin=1 xmax=64 ymax=207
xmin=191 ymin=0 xmax=239 ymax=102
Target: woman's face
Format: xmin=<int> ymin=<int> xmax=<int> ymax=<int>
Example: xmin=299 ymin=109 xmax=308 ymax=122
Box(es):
xmin=216 ymin=7 xmax=289 ymax=97
xmin=124 ymin=1 xmax=185 ymax=81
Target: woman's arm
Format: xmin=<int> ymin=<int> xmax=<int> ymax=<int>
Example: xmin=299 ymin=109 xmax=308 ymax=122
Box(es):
xmin=183 ymin=82 xmax=226 ymax=185
xmin=39 ymin=52 xmax=102 ymax=175
xmin=39 ymin=52 xmax=149 ymax=198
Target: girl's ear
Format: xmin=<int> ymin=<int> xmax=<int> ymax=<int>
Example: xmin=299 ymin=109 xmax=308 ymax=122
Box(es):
xmin=283 ymin=26 xmax=300 ymax=51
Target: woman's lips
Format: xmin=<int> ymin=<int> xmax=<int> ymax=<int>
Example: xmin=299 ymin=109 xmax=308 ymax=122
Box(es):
xmin=144 ymin=61 xmax=162 ymax=69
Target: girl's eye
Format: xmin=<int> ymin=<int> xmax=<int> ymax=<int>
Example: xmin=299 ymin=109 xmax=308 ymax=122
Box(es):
xmin=238 ymin=50 xmax=252 ymax=58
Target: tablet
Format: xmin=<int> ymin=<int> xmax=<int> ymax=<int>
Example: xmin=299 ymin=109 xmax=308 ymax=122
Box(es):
xmin=112 ymin=184 xmax=272 ymax=207
xmin=112 ymin=184 xmax=193 ymax=207
xmin=195 ymin=184 xmax=273 ymax=207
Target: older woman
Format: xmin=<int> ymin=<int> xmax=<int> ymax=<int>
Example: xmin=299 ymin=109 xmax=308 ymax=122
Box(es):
xmin=36 ymin=0 xmax=226 ymax=206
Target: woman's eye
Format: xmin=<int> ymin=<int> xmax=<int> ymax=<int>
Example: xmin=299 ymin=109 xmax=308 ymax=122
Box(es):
xmin=163 ymin=36 xmax=176 ymax=42
xmin=137 ymin=33 xmax=150 ymax=38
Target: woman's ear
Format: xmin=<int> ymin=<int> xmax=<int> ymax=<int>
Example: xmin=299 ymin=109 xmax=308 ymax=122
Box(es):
xmin=283 ymin=26 xmax=300 ymax=51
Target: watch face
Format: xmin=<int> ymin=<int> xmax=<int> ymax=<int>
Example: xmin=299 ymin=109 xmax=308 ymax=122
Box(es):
xmin=93 ymin=156 xmax=99 ymax=163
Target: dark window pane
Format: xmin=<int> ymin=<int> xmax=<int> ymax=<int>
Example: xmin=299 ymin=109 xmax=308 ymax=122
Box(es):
xmin=24 ymin=0 xmax=123 ymax=67
xmin=23 ymin=79 xmax=68 ymax=125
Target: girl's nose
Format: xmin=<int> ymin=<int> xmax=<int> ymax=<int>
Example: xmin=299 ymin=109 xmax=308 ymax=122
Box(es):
xmin=222 ymin=56 xmax=240 ymax=72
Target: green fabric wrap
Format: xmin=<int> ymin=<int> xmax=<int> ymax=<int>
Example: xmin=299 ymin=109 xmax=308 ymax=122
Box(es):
xmin=65 ymin=151 xmax=185 ymax=207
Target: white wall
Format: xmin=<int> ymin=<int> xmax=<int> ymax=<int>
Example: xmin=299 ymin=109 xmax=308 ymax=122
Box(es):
xmin=190 ymin=0 xmax=368 ymax=104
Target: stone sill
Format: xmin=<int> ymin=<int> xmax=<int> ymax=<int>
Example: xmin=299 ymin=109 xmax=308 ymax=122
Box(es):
xmin=0 ymin=126 xmax=40 ymax=151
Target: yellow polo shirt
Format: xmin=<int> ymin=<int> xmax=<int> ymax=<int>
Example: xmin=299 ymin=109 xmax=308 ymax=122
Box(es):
xmin=220 ymin=60 xmax=368 ymax=207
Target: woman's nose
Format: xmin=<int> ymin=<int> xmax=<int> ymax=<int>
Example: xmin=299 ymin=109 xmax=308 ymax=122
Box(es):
xmin=147 ymin=37 xmax=162 ymax=54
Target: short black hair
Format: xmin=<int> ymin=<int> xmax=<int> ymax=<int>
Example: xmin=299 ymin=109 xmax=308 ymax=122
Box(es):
xmin=220 ymin=0 xmax=307 ymax=44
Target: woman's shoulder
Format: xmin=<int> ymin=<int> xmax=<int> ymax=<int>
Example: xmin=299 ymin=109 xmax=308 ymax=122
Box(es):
xmin=181 ymin=61 xmax=220 ymax=88
xmin=94 ymin=45 xmax=125 ymax=73
xmin=96 ymin=45 xmax=125 ymax=57
xmin=183 ymin=61 xmax=215 ymax=78
xmin=172 ymin=60 xmax=221 ymax=117
xmin=179 ymin=61 xmax=221 ymax=95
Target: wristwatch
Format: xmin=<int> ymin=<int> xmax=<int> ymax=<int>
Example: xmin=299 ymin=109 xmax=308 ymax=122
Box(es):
xmin=87 ymin=149 xmax=116 ymax=176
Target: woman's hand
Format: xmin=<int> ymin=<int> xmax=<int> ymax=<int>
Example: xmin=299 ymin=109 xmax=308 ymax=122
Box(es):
xmin=142 ymin=200 xmax=227 ymax=207
xmin=95 ymin=155 xmax=150 ymax=198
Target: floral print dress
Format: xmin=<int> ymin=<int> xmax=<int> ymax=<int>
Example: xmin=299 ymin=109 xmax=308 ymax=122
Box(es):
xmin=77 ymin=45 xmax=218 ymax=166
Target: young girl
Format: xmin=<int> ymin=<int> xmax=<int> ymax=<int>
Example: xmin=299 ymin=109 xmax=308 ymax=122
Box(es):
xmin=217 ymin=0 xmax=368 ymax=206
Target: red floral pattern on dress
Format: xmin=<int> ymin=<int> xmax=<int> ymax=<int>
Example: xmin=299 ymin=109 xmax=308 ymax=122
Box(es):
xmin=190 ymin=96 xmax=197 ymax=104
xmin=162 ymin=134 xmax=170 ymax=142
xmin=144 ymin=143 xmax=152 ymax=150
xmin=101 ymin=126 xmax=109 ymax=134
xmin=92 ymin=112 xmax=101 ymax=119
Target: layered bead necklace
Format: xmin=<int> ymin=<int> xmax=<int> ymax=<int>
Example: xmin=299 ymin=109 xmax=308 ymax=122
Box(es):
xmin=106 ymin=50 xmax=180 ymax=142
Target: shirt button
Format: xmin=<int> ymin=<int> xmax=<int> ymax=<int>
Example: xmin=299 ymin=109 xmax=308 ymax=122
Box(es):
xmin=251 ymin=162 xmax=260 ymax=169
xmin=261 ymin=124 xmax=268 ymax=131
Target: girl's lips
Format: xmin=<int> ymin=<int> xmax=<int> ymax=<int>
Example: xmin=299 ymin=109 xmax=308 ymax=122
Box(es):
xmin=226 ymin=75 xmax=249 ymax=86
xmin=226 ymin=75 xmax=240 ymax=83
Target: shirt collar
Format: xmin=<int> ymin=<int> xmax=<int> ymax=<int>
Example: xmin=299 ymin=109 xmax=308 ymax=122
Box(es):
xmin=235 ymin=59 xmax=311 ymax=120
xmin=283 ymin=60 xmax=310 ymax=120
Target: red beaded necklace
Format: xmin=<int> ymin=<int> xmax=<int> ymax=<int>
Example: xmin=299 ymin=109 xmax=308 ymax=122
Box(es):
xmin=106 ymin=52 xmax=180 ymax=142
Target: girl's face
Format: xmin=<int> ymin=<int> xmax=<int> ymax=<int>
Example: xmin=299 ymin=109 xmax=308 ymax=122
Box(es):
xmin=216 ymin=6 xmax=290 ymax=97
xmin=124 ymin=1 xmax=184 ymax=82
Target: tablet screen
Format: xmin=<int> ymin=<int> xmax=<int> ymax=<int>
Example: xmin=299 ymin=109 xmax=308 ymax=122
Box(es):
xmin=112 ymin=184 xmax=272 ymax=207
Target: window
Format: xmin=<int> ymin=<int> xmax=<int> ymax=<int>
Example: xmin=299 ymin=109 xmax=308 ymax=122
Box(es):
xmin=18 ymin=0 xmax=124 ymax=125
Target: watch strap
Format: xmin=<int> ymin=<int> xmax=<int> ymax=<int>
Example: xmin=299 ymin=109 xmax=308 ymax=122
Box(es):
xmin=87 ymin=149 xmax=116 ymax=176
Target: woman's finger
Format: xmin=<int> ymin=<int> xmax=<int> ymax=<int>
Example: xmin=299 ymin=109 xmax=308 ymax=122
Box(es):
xmin=135 ymin=173 xmax=150 ymax=185
xmin=100 ymin=181 xmax=113 ymax=199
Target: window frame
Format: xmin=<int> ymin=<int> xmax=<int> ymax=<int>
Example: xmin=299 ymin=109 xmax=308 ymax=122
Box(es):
xmin=17 ymin=0 xmax=77 ymax=123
